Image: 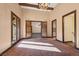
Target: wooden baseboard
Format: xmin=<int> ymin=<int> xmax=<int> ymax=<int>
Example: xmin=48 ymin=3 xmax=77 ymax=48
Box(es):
xmin=63 ymin=41 xmax=72 ymax=43
xmin=46 ymin=36 xmax=53 ymax=38
xmin=42 ymin=36 xmax=53 ymax=38
xmin=75 ymin=47 xmax=79 ymax=50
xmin=56 ymin=39 xmax=63 ymax=43
xmin=21 ymin=37 xmax=31 ymax=39
xmin=0 ymin=39 xmax=22 ymax=56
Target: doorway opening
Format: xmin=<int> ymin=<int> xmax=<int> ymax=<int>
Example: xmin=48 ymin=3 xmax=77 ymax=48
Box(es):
xmin=62 ymin=10 xmax=76 ymax=48
xmin=26 ymin=21 xmax=47 ymax=38
xmin=52 ymin=19 xmax=57 ymax=40
xmin=31 ymin=21 xmax=42 ymax=38
xmin=26 ymin=21 xmax=42 ymax=38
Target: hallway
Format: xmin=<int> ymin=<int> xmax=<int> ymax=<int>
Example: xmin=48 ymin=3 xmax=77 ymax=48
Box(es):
xmin=2 ymin=38 xmax=79 ymax=56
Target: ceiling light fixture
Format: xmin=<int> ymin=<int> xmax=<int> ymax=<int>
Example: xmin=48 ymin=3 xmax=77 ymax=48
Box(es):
xmin=38 ymin=3 xmax=49 ymax=9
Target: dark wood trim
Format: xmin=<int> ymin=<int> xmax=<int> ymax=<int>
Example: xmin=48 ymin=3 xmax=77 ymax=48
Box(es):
xmin=17 ymin=17 xmax=21 ymax=40
xmin=0 ymin=39 xmax=22 ymax=56
xmin=19 ymin=3 xmax=54 ymax=10
xmin=25 ymin=20 xmax=42 ymax=38
xmin=11 ymin=11 xmax=21 ymax=45
xmin=25 ymin=20 xmax=32 ymax=38
xmin=11 ymin=11 xmax=13 ymax=45
xmin=20 ymin=37 xmax=32 ymax=40
xmin=25 ymin=20 xmax=48 ymax=38
xmin=47 ymin=7 xmax=54 ymax=10
xmin=46 ymin=36 xmax=53 ymax=38
xmin=62 ymin=10 xmax=77 ymax=48
xmin=11 ymin=11 xmax=21 ymax=21
xmin=19 ymin=3 xmax=39 ymax=8
xmin=41 ymin=21 xmax=47 ymax=38
xmin=56 ymin=39 xmax=64 ymax=43
xmin=63 ymin=41 xmax=72 ymax=43
xmin=52 ymin=19 xmax=57 ymax=39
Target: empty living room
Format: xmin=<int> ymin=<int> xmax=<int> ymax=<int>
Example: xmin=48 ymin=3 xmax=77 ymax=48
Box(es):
xmin=0 ymin=0 xmax=79 ymax=59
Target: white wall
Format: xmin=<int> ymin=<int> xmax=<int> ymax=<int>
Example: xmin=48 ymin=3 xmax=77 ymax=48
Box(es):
xmin=22 ymin=8 xmax=51 ymax=37
xmin=0 ymin=3 xmax=22 ymax=53
xmin=32 ymin=22 xmax=41 ymax=33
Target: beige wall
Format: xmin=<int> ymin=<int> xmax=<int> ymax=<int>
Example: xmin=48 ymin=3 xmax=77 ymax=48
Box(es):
xmin=0 ymin=3 xmax=22 ymax=53
xmin=49 ymin=3 xmax=79 ymax=48
xmin=23 ymin=9 xmax=50 ymax=21
xmin=1 ymin=3 xmax=79 ymax=54
xmin=22 ymin=9 xmax=51 ymax=37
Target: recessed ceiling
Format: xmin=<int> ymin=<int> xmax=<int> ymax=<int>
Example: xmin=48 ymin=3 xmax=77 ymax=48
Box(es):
xmin=29 ymin=3 xmax=59 ymax=8
xmin=21 ymin=6 xmax=51 ymax=12
xmin=19 ymin=3 xmax=59 ymax=12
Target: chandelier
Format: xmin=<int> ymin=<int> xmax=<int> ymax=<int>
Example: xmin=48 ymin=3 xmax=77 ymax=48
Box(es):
xmin=38 ymin=3 xmax=48 ymax=9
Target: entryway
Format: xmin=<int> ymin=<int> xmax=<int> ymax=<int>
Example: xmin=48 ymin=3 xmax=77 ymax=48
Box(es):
xmin=62 ymin=10 xmax=76 ymax=48
xmin=31 ymin=21 xmax=42 ymax=38
xmin=26 ymin=21 xmax=47 ymax=38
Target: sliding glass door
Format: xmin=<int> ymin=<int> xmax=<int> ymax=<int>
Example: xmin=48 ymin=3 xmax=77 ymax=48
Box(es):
xmin=11 ymin=12 xmax=21 ymax=45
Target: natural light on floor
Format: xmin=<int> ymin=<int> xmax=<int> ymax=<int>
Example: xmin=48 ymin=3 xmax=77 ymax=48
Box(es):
xmin=18 ymin=41 xmax=61 ymax=52
xmin=20 ymin=41 xmax=53 ymax=46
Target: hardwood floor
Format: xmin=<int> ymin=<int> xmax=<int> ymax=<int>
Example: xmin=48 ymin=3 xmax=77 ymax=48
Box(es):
xmin=2 ymin=38 xmax=79 ymax=56
xmin=65 ymin=41 xmax=74 ymax=48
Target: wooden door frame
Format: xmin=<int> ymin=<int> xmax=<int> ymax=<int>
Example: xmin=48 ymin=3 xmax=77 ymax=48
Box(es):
xmin=41 ymin=21 xmax=47 ymax=38
xmin=25 ymin=20 xmax=42 ymax=38
xmin=11 ymin=11 xmax=21 ymax=45
xmin=25 ymin=20 xmax=32 ymax=38
xmin=52 ymin=19 xmax=57 ymax=39
xmin=62 ymin=10 xmax=77 ymax=48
